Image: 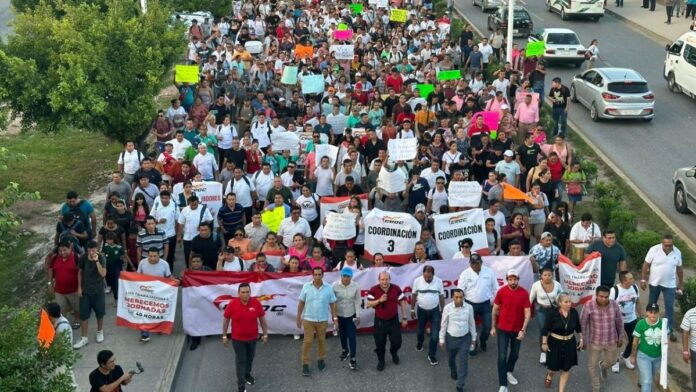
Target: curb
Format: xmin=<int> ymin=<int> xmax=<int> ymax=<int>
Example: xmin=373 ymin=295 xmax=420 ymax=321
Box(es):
xmin=158 ymin=297 xmax=187 ymax=392
xmin=604 ymin=9 xmax=674 ymax=44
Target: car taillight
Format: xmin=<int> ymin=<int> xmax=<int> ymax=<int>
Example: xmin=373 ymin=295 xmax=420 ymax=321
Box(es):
xmin=546 ymin=49 xmax=555 ymax=54
xmin=642 ymin=93 xmax=655 ymax=100
xmin=602 ymin=92 xmax=620 ymax=100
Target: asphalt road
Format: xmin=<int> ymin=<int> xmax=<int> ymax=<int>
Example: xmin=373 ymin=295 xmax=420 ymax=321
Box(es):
xmin=174 ymin=327 xmax=641 ymax=392
xmin=455 ymin=0 xmax=696 ymax=244
xmin=0 ymin=0 xmax=11 ymax=38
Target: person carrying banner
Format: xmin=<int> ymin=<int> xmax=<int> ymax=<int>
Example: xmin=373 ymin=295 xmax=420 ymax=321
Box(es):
xmin=680 ymin=304 xmax=696 ymax=392
xmin=629 ymin=303 xmax=666 ymax=392
xmin=137 ymin=248 xmax=176 ymax=343
xmin=297 ymin=267 xmax=338 ymax=377
xmin=333 ymin=267 xmax=361 ymax=370
xmin=457 ymin=253 xmax=498 ymax=356
xmin=491 ymin=269 xmax=531 ymax=392
xmin=412 ymin=265 xmax=445 ymax=365
xmin=439 ymin=288 xmax=476 ymax=392
xmin=367 ymin=271 xmax=409 ymax=371
xmin=541 ymin=292 xmax=583 ymax=391
xmin=222 ymin=283 xmax=269 ymax=392
xmin=586 ymin=230 xmax=628 ymax=288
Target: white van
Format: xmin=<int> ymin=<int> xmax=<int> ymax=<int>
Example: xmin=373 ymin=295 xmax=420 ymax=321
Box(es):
xmin=545 ymin=0 xmax=605 ymax=21
xmin=664 ymin=31 xmax=696 ymax=99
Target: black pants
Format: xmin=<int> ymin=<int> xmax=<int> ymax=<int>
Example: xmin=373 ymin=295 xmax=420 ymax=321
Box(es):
xmin=165 ymin=236 xmax=176 ymax=273
xmin=217 ymin=147 xmax=230 ymax=168
xmin=642 ymin=0 xmax=649 ymax=7
xmin=243 ymin=206 xmax=253 ymax=223
xmin=183 ymin=240 xmax=193 ymax=268
xmin=621 ymin=319 xmax=638 ymax=358
xmin=650 ymin=0 xmax=656 ymax=10
xmin=373 ymin=317 xmax=402 ymax=362
xmin=688 ymin=4 xmax=696 ymax=18
xmin=667 ymin=5 xmax=674 ymax=22
xmin=232 ymin=339 xmax=257 ymax=390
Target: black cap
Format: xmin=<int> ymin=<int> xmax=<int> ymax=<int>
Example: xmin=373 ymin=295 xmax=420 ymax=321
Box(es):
xmin=223 ymin=246 xmax=235 ymax=253
xmin=469 ymin=253 xmax=482 ymax=263
xmin=646 ymin=303 xmax=659 ymax=312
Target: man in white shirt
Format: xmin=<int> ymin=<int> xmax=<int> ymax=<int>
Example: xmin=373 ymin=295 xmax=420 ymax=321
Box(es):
xmin=411 ymin=265 xmax=445 ymax=365
xmin=177 ymin=195 xmax=213 ymax=266
xmin=117 ymin=141 xmax=144 ymax=185
xmin=569 ymin=213 xmax=602 ymax=244
xmin=150 ymin=190 xmax=179 ymax=271
xmin=640 ymin=234 xmax=683 ymax=341
xmin=250 ymin=113 xmax=272 ymax=150
xmin=168 ymin=130 xmax=193 ymax=161
xmin=277 ymin=206 xmax=312 ymax=248
xmin=252 ymin=163 xmax=275 ymax=202
xmin=192 ymin=144 xmax=219 ymax=181
xmin=457 ymin=253 xmax=498 ymax=355
xmin=439 ymin=288 xmax=477 ymax=392
xmin=495 ymin=151 xmax=521 ymax=188
xmin=680 ymin=304 xmax=696 ymax=392
xmin=608 ymin=271 xmax=640 ymax=373
xmin=483 ymin=200 xmax=506 ymax=235
xmin=420 ymin=159 xmax=447 ymax=189
xmin=225 ymin=167 xmax=258 ymax=222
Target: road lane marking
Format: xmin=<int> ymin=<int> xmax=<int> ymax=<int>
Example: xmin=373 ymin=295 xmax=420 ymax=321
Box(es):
xmin=527 ymin=10 xmax=545 ymax=22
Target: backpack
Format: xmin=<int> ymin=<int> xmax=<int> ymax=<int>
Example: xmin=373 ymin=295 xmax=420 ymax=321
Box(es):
xmin=120 ymin=149 xmax=143 ymax=167
xmin=57 ymin=221 xmax=85 ymax=256
xmin=67 ymin=200 xmax=90 ymax=233
xmin=612 ymin=284 xmax=638 ymax=300
xmin=229 ymin=175 xmax=252 ymax=192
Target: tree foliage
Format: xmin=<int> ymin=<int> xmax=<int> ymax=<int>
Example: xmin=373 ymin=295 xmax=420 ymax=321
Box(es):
xmin=0 ymin=0 xmax=186 ymax=141
xmin=168 ymin=0 xmax=231 ymax=17
xmin=0 ymin=306 xmax=79 ymax=392
xmin=0 ymin=147 xmax=41 ymax=252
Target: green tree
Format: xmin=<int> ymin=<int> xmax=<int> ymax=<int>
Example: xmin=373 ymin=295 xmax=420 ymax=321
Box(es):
xmin=0 ymin=0 xmax=185 ymax=141
xmin=0 ymin=306 xmax=79 ymax=392
xmin=0 ymin=147 xmax=41 ymax=252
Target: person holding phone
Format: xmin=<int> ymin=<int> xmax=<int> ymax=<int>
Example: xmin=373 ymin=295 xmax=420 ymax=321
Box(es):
xmin=89 ymin=350 xmax=132 ymax=392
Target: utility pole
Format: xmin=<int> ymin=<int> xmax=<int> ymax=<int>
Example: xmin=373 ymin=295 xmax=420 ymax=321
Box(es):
xmin=506 ymin=0 xmax=514 ymax=63
xmin=140 ymin=0 xmax=147 ymax=14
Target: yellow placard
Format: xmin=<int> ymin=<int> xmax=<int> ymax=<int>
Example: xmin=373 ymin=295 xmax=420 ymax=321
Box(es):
xmin=175 ymin=65 xmax=200 ymax=84
xmin=261 ymin=206 xmax=285 ymax=233
xmin=390 ymin=9 xmax=408 ymax=23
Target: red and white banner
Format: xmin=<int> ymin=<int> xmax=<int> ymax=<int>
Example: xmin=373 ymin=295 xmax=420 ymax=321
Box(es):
xmin=181 ymin=257 xmax=533 ymax=336
xmin=433 ymin=208 xmax=488 ymax=259
xmin=558 ymin=252 xmax=602 ymax=306
xmin=319 ymin=194 xmax=368 ymax=222
xmin=116 ymin=272 xmax=179 ymax=334
xmin=240 ymin=249 xmax=286 ymax=270
xmin=364 ymin=209 xmax=422 ymax=264
xmin=173 ymin=181 xmax=223 ymax=228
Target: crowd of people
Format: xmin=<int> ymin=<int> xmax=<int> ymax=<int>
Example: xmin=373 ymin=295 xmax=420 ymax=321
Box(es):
xmin=40 ymin=1 xmax=696 ymax=392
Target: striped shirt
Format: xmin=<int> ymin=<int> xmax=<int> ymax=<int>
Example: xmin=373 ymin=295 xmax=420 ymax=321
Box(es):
xmin=136 ymin=229 xmax=167 ymax=257
xmin=580 ymin=299 xmax=624 ymax=346
xmin=218 ymin=203 xmax=244 ymax=233
xmin=680 ymin=307 xmax=696 ymax=352
xmin=412 ymin=275 xmax=444 ymax=310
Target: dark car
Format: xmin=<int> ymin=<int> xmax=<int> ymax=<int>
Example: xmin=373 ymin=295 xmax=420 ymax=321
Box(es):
xmin=487 ymin=7 xmax=533 ymax=37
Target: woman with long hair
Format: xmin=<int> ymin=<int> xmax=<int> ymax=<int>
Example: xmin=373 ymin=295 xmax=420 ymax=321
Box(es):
xmin=131 ymin=194 xmax=150 ymax=229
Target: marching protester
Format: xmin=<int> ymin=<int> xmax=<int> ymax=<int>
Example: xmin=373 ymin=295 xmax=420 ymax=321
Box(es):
xmin=541 ymin=292 xmax=582 ymax=391
xmin=333 ymin=267 xmax=361 ymax=370
xmin=367 ymin=271 xmax=409 ymax=371
xmin=630 ymin=303 xmax=667 ymax=392
xmin=681 ymin=304 xmax=696 ymax=392
xmin=412 ymin=265 xmax=446 ymax=365
xmin=439 ymin=288 xmax=476 ymax=392
xmin=529 ymin=267 xmax=563 ymax=365
xmin=457 ymin=253 xmax=498 ymax=355
xmin=609 ymin=271 xmax=641 ymax=373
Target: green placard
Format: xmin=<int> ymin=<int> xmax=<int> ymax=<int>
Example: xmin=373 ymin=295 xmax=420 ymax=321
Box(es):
xmin=525 ymin=41 xmax=545 ymax=57
xmin=437 ymin=70 xmax=462 ymax=81
xmin=417 ymin=83 xmax=434 ymax=98
xmin=350 ymin=3 xmax=364 ymax=13
xmin=338 ymin=23 xmax=349 ymax=30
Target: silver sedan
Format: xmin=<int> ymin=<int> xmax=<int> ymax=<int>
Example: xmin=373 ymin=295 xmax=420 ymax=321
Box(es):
xmin=570 ymin=68 xmax=655 ymax=121
xmin=674 ymin=166 xmax=696 ymax=215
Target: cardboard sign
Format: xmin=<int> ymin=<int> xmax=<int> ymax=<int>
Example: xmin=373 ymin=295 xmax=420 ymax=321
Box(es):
xmin=433 ymin=209 xmax=488 ymax=260
xmin=448 ymin=181 xmax=483 ymax=207
xmin=331 ymin=44 xmax=355 ymax=60
xmin=117 ymin=272 xmax=179 ymax=334
xmin=281 ymin=66 xmax=298 ymax=85
xmin=525 ymin=41 xmax=545 ymax=57
xmin=316 ymin=143 xmax=339 ymax=167
xmin=338 ymin=23 xmax=349 ymax=30
xmin=334 ymin=29 xmax=353 ymax=40
xmin=271 ymin=132 xmax=300 ymax=155
xmin=390 ymin=9 xmax=408 ymax=23
xmin=437 ymin=70 xmax=462 ymax=81
xmin=323 ymin=211 xmax=358 ymax=240
xmin=294 ymin=44 xmax=314 ymax=59
xmin=261 ymin=206 xmax=285 ymax=232
xmin=473 ymin=111 xmax=501 ymax=131
xmin=175 ymin=65 xmax=199 ymax=84
xmin=301 ymin=74 xmax=325 ymax=94
xmin=369 ymin=0 xmax=389 ymax=8
xmin=364 ymin=209 xmax=422 ymax=264
xmin=558 ymin=253 xmax=602 ymax=306
xmin=377 ymin=168 xmax=407 ymax=193
xmin=417 ymin=83 xmax=435 ymax=98
xmin=350 ymin=3 xmax=364 ymax=13
xmin=387 ymin=138 xmax=418 ymax=161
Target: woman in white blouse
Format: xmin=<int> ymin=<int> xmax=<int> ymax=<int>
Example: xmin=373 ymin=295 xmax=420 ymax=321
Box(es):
xmin=529 ymin=267 xmax=563 ymax=365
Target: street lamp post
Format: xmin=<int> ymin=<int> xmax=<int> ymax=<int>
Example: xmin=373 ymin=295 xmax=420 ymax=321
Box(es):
xmin=506 ymin=0 xmax=514 ymax=63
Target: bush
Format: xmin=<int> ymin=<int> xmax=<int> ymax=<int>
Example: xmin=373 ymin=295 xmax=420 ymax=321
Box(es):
xmin=608 ymin=210 xmax=636 ymax=241
xmin=622 ymin=230 xmax=662 ymax=269
xmin=596 ymin=196 xmax=620 ymax=228
xmin=677 ymin=277 xmax=696 ymax=316
xmin=594 ymin=181 xmax=623 ymax=203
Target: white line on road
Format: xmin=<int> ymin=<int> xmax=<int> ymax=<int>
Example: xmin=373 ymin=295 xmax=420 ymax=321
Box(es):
xmin=526 ymin=10 xmax=545 ymax=22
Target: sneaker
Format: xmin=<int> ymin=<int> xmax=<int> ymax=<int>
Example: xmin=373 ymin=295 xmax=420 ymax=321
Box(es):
xmin=611 ymin=360 xmax=620 ymax=374
xmin=416 ymin=342 xmax=423 ymax=351
xmin=391 ymin=353 xmax=400 ymax=365
xmin=318 ymin=360 xmax=326 ymax=371
xmin=507 ymin=372 xmax=518 ymax=385
xmin=245 ymin=375 xmax=255 ymax=385
xmin=623 ymin=356 xmax=635 ymax=369
xmin=349 ymin=359 xmax=357 ymax=370
xmin=302 ymin=364 xmax=311 ymax=376
xmin=469 ymin=343 xmax=477 ymax=356
xmin=73 ymin=337 xmax=88 ymax=350
xmin=140 ymin=336 xmax=151 ymax=343
xmin=293 ymin=334 xmax=301 ymax=340
xmin=598 ymin=361 xmax=608 ymax=380
xmin=237 ymin=387 xmax=247 ymax=392
xmin=340 ymin=350 xmax=349 ymax=361
xmin=670 ymin=333 xmax=678 ymax=342
xmin=70 ymin=322 xmax=81 ymax=330
xmin=428 ymin=356 xmax=439 ymax=366
xmin=105 ymin=286 xmax=111 ymax=294
xmin=377 ymin=361 xmax=385 ymax=371
xmin=539 ymin=352 xmax=546 ymax=364
xmin=96 ymin=330 xmax=104 ymax=343
xmin=499 ymin=387 xmax=509 ymax=392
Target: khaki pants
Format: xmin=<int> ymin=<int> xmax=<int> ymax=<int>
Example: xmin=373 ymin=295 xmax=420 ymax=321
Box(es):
xmin=588 ymin=344 xmax=618 ymax=392
xmin=517 ymin=122 xmax=536 ymax=144
xmin=302 ymin=320 xmax=328 ymax=365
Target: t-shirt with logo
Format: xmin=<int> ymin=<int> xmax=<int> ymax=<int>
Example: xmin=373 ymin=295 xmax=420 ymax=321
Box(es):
xmin=633 ymin=317 xmax=664 ymax=358
xmin=609 ymin=284 xmax=639 ymax=323
xmin=549 ymin=85 xmax=570 ymax=109
xmin=224 ymin=298 xmax=266 ymax=341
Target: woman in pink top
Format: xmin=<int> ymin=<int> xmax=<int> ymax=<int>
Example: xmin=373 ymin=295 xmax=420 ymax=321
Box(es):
xmin=543 ymin=135 xmax=573 ymax=170
xmin=302 ymin=245 xmax=330 ymax=272
xmin=285 ymin=233 xmax=310 ymax=267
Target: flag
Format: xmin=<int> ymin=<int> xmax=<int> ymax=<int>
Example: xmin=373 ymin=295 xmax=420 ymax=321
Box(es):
xmin=502 ymin=183 xmax=536 ymax=204
xmin=37 ymin=309 xmax=55 ymax=348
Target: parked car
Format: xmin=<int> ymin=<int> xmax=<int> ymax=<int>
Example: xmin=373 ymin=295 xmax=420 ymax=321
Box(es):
xmin=546 ymin=0 xmax=604 ymax=21
xmin=474 ymin=0 xmax=502 ymax=12
xmin=528 ymin=28 xmax=585 ymax=67
xmin=664 ymin=31 xmax=696 ymax=99
xmin=674 ymin=166 xmax=696 ymax=214
xmin=487 ymin=6 xmax=534 ymax=37
xmin=570 ymin=68 xmax=655 ymax=121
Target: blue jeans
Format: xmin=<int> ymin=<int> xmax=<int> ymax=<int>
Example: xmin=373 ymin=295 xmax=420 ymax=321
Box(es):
xmin=417 ymin=307 xmax=441 ymax=358
xmin=552 ymin=106 xmax=568 ymax=136
xmin=467 ymin=300 xmax=492 ymax=346
xmin=636 ymin=351 xmax=661 ymax=392
xmin=446 ymin=333 xmax=472 ymax=390
xmin=338 ymin=316 xmax=357 ymax=359
xmin=535 ymin=305 xmax=550 ymax=344
xmin=497 ymin=330 xmax=521 ymax=387
xmin=648 ymin=285 xmax=675 ymax=333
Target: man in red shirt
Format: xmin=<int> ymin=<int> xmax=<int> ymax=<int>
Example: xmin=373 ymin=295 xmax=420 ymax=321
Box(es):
xmin=385 ymin=68 xmax=404 ymax=93
xmin=367 ymin=271 xmax=408 ymax=371
xmin=222 ymin=283 xmax=269 ymax=392
xmin=47 ymin=240 xmax=81 ymax=329
xmin=491 ymin=269 xmax=531 ymax=392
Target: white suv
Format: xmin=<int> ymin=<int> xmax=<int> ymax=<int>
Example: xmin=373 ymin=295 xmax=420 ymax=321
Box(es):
xmin=664 ymin=31 xmax=696 ymax=99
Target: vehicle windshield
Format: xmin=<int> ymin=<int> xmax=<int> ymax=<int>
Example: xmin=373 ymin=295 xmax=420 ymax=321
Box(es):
xmin=546 ymin=33 xmax=580 ymax=45
xmin=607 ymin=82 xmax=649 ymax=94
xmin=513 ymin=10 xmax=530 ymax=18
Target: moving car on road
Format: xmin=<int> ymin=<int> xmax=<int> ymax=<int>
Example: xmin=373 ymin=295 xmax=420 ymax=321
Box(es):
xmin=474 ymin=0 xmax=502 ymax=12
xmin=528 ymin=28 xmax=586 ymax=67
xmin=570 ymin=68 xmax=655 ymax=121
xmin=674 ymin=166 xmax=696 ymax=214
xmin=546 ymin=0 xmax=605 ymax=21
xmin=664 ymin=31 xmax=696 ymax=99
xmin=487 ymin=6 xmax=534 ymax=37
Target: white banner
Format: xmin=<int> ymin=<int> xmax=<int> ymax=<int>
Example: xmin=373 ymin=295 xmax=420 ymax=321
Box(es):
xmin=323 ymin=211 xmax=357 ymax=240
xmin=181 ymin=257 xmax=533 ymax=336
xmin=116 ymin=272 xmax=179 ymax=334
xmin=377 ymin=168 xmax=407 ymax=193
xmin=448 ymin=181 xmax=483 ymax=207
xmin=387 ymin=138 xmax=418 ymax=161
xmin=330 ymin=44 xmax=355 ymax=60
xmin=364 ymin=209 xmax=421 ymax=264
xmin=173 ymin=181 xmax=223 ymax=228
xmin=319 ymin=194 xmax=368 ymax=222
xmin=433 ymin=208 xmax=488 ymax=259
xmin=271 ymin=131 xmax=300 ymax=155
xmin=369 ymin=0 xmax=389 ymax=8
xmin=557 ymin=253 xmax=602 ymax=306
xmin=316 ymin=143 xmax=339 ymax=167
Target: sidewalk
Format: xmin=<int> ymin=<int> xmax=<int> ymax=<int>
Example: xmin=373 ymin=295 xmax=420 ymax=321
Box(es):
xmin=604 ymin=0 xmax=692 ymax=42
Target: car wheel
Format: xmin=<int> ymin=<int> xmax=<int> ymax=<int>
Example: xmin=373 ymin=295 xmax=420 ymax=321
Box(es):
xmin=561 ymin=8 xmax=568 ymax=20
xmin=667 ymin=73 xmax=681 ymax=93
xmin=570 ymin=85 xmax=578 ymax=103
xmin=590 ymin=102 xmax=599 ymax=121
xmin=593 ymin=16 xmax=600 ymax=21
xmin=675 ymin=184 xmax=690 ymax=214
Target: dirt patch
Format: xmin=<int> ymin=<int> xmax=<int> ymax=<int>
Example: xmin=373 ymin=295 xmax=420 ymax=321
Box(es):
xmin=0 ymin=113 xmax=24 ymax=136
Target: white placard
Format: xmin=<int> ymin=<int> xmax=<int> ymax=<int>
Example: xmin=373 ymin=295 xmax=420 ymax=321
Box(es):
xmin=432 ymin=208 xmax=488 ymax=260
xmin=315 ymin=143 xmax=339 ymax=167
xmin=117 ymin=272 xmax=178 ymax=334
xmin=364 ymin=208 xmax=422 ymax=264
xmin=323 ymin=211 xmax=357 ymax=240
xmin=377 ymin=168 xmax=407 ymax=193
xmin=387 ymin=138 xmax=418 ymax=161
xmin=330 ymin=44 xmax=355 ymax=60
xmin=448 ymin=181 xmax=483 ymax=207
xmin=558 ymin=252 xmax=602 ymax=306
xmin=271 ymin=131 xmax=300 ymax=155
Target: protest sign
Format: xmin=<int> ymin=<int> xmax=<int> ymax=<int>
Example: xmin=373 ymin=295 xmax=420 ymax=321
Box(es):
xmin=175 ymin=65 xmax=199 ymax=84
xmin=117 ymin=272 xmax=179 ymax=334
xmin=437 ymin=70 xmax=462 ymax=81
xmin=271 ymin=132 xmax=300 ymax=155
xmin=377 ymin=168 xmax=407 ymax=193
xmin=525 ymin=41 xmax=545 ymax=57
xmin=294 ymin=44 xmax=314 ymax=59
xmin=173 ymin=181 xmax=222 ymax=228
xmin=350 ymin=3 xmax=364 ymax=13
xmin=331 ymin=44 xmax=355 ymax=60
xmin=298 ymin=132 xmax=314 ymax=152
xmin=338 ymin=23 xmax=349 ymax=30
xmin=417 ymin=84 xmax=435 ymax=99
xmin=558 ymin=253 xmax=602 ymax=306
xmin=369 ymin=0 xmax=389 ymax=7
xmin=364 ymin=209 xmax=422 ymax=264
xmin=473 ymin=111 xmax=501 ymax=131
xmin=319 ymin=194 xmax=368 ymax=222
xmin=390 ymin=9 xmax=408 ymax=22
xmin=448 ymin=181 xmax=483 ymax=207
xmin=334 ymin=29 xmax=353 ymax=40
xmin=316 ymin=143 xmax=339 ymax=167
xmin=281 ymin=66 xmax=298 ymax=85
xmin=262 ymin=206 xmax=285 ymax=232
xmin=351 ymin=127 xmax=367 ymax=138
xmin=301 ymin=74 xmax=325 ymax=94
xmin=323 ymin=211 xmax=358 ymax=240
xmin=433 ymin=209 xmax=488 ymax=259
xmin=387 ymin=137 xmax=418 ymax=161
